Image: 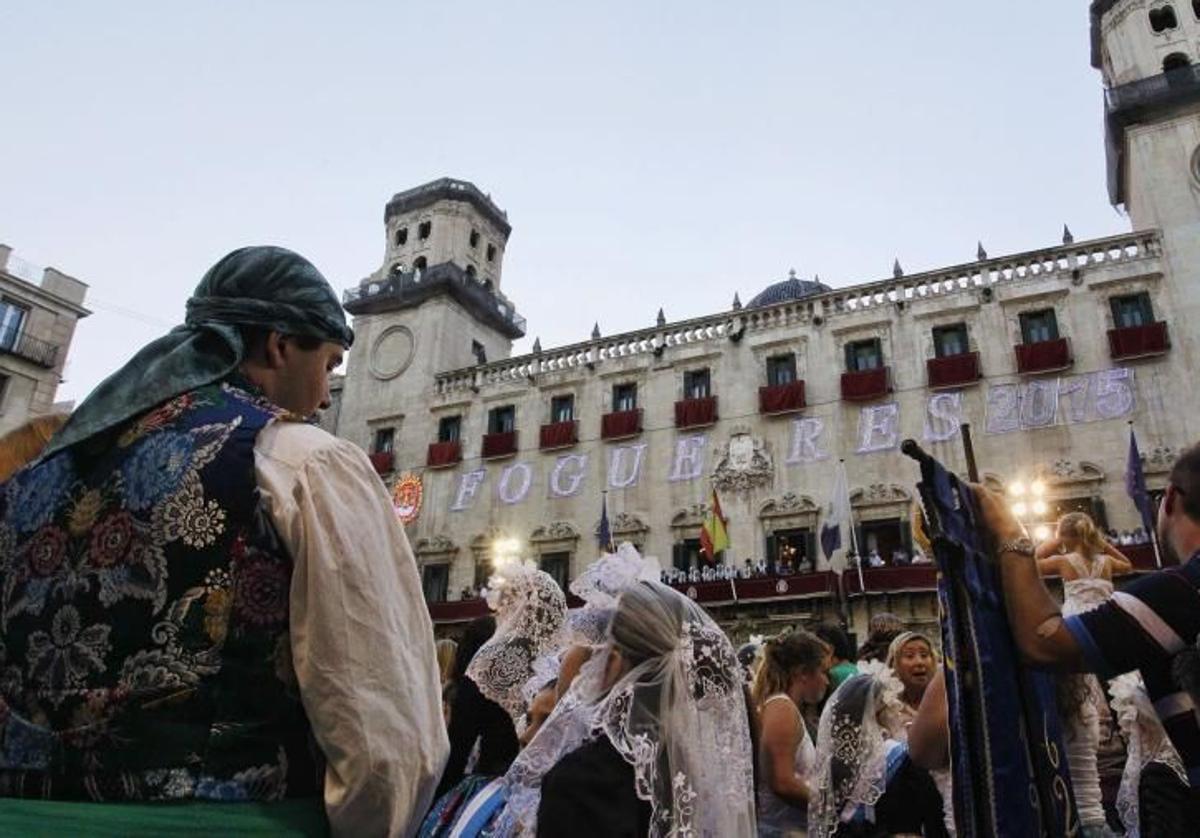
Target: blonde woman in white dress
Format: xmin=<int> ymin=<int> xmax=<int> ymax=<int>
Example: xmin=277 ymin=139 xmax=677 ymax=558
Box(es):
xmin=1037 ymin=512 xmax=1131 ymax=838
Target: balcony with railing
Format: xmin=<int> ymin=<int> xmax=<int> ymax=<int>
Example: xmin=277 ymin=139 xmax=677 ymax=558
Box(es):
xmin=539 ymin=420 xmax=578 ymax=450
xmin=482 ymin=431 xmax=518 ymax=459
xmin=926 ymin=352 xmax=980 ymax=389
xmin=841 ymin=367 xmax=890 ymax=402
xmin=344 ymin=262 xmax=526 ymax=338
xmin=1108 ymin=321 xmax=1170 ymax=361
xmin=433 ymin=231 xmax=1162 ymax=399
xmin=1015 ymin=338 xmax=1073 ymax=375
xmin=759 ymin=380 xmax=807 ymax=415
xmin=1106 ymin=64 xmax=1200 ymax=121
xmin=674 ymin=396 xmax=718 ymax=429
xmin=368 ymin=451 xmax=394 ymax=475
xmin=601 ymin=409 xmax=643 ymax=440
xmin=0 ymin=326 xmax=58 ymax=368
xmin=426 ymin=440 xmax=462 ymax=468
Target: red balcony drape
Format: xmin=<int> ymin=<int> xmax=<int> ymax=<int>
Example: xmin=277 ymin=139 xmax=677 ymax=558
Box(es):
xmin=840 ymin=367 xmax=890 ymax=402
xmin=426 ymin=440 xmax=462 ymax=468
xmin=1108 ymin=322 xmax=1169 ymax=360
xmin=601 ymin=409 xmax=643 ymax=440
xmin=368 ymin=451 xmax=394 ymax=474
xmin=927 ymin=352 xmax=980 ymax=389
xmin=674 ymin=396 xmax=718 ymax=428
xmin=539 ymin=420 xmax=578 ymax=450
xmin=758 ymin=380 xmax=807 ymax=415
xmin=1014 ymin=338 xmax=1072 ymax=374
xmin=481 ymin=431 xmax=518 ymax=459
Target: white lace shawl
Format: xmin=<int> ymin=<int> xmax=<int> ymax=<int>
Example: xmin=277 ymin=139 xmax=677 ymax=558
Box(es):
xmin=466 ymin=561 xmax=567 ymax=723
xmin=493 ymin=580 xmax=756 ymax=838
xmin=1108 ymin=673 xmax=1187 ymax=837
xmin=808 ymin=662 xmax=907 ymax=838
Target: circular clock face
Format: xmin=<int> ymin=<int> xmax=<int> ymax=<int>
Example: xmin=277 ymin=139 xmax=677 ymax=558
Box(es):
xmin=369 ymin=325 xmax=416 ymax=380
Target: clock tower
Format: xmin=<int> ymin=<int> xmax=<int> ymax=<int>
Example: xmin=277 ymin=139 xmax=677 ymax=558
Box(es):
xmin=336 ymin=178 xmax=525 ymax=465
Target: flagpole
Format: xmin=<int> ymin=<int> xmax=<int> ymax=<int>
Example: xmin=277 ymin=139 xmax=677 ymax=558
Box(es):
xmin=1127 ymin=422 xmax=1162 ymax=568
xmin=843 ymin=459 xmax=865 ymax=592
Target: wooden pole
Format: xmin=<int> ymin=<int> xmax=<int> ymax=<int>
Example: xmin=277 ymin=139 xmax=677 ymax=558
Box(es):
xmin=961 ymin=422 xmax=980 ymax=483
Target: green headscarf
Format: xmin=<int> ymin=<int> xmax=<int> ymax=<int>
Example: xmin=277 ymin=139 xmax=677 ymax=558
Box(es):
xmin=44 ymin=246 xmax=354 ymax=458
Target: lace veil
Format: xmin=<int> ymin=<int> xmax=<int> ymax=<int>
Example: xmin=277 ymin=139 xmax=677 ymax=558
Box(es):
xmin=494 ymin=575 xmax=755 ymax=837
xmin=808 ymin=664 xmax=906 ymax=838
xmin=466 ymin=560 xmax=567 ymax=723
xmin=1108 ymin=673 xmax=1187 ymax=837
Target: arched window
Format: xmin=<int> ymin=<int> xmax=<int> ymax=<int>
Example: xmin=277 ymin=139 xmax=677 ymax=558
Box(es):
xmin=465 ymin=264 xmax=477 ymax=279
xmin=394 ymin=227 xmax=408 ymax=246
xmin=418 ymin=220 xmax=432 ymax=240
xmin=1194 ymin=0 xmax=1200 ymax=20
xmin=1150 ymin=5 xmax=1179 ymax=31
xmin=469 ymin=229 xmax=480 ymax=248
xmin=389 ymin=262 xmax=405 ymax=275
xmin=413 ymin=256 xmax=428 ymax=271
xmin=1164 ymin=52 xmax=1191 ymax=73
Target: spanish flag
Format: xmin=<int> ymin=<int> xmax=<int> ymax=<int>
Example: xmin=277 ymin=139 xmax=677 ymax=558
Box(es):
xmin=700 ymin=489 xmax=730 ymax=563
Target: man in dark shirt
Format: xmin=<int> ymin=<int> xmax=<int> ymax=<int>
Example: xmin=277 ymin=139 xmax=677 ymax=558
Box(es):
xmin=977 ymin=441 xmax=1200 ymax=816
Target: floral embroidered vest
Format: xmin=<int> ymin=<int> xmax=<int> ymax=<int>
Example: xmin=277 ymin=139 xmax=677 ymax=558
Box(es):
xmin=0 ymin=382 xmax=323 ymax=801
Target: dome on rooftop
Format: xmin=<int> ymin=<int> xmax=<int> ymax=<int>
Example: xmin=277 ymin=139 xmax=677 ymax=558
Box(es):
xmin=746 ymin=270 xmax=832 ymax=309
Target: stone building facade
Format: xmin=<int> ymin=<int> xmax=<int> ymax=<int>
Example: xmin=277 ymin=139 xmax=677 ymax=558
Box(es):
xmin=327 ymin=3 xmax=1200 ymax=639
xmin=0 ymin=245 xmax=89 ymax=436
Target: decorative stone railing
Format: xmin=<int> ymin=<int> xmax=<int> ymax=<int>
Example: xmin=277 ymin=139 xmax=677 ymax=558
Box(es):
xmin=434 ymin=230 xmax=1161 ymax=398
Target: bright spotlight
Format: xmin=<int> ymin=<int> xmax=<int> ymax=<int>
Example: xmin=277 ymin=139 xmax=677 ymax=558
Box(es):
xmin=1032 ymin=500 xmax=1048 ymax=516
xmin=1008 ymin=482 xmax=1026 ymax=498
xmin=1031 ymin=481 xmax=1047 ymax=498
xmin=1012 ymin=502 xmax=1028 ymax=517
xmin=1033 ymin=525 xmax=1051 ymax=541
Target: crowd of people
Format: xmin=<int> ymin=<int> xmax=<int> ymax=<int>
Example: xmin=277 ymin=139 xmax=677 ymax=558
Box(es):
xmin=1 ymin=246 xmax=1200 ymax=836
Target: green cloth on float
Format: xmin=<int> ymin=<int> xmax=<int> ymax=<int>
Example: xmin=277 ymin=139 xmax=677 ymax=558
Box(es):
xmin=0 ymin=798 xmax=329 ymax=837
xmin=43 ymin=246 xmax=354 ymax=459
xmin=829 ymin=660 xmax=859 ymax=690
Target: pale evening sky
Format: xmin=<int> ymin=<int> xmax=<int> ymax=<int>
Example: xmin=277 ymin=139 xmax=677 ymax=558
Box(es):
xmin=0 ymin=2 xmax=1127 ymax=404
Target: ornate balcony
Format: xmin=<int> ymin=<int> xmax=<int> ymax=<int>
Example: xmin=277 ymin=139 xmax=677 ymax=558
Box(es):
xmin=426 ymin=440 xmax=462 ymax=468
xmin=926 ymin=352 xmax=981 ymax=389
xmin=539 ymin=420 xmax=578 ymax=450
xmin=601 ymin=409 xmax=643 ymax=440
xmin=674 ymin=396 xmax=718 ymax=429
xmin=1108 ymin=322 xmax=1169 ymax=361
xmin=481 ymin=430 xmax=518 ymax=459
xmin=840 ymin=367 xmax=890 ymax=402
xmin=1015 ymin=338 xmax=1072 ymax=375
xmin=758 ymin=380 xmax=807 ymax=415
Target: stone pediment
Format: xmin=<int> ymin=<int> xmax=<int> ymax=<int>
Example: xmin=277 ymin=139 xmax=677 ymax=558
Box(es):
xmin=850 ymin=484 xmax=912 ymax=508
xmin=758 ymin=492 xmax=819 ymax=518
xmin=671 ymin=504 xmax=709 ymax=529
xmin=1037 ymin=460 xmax=1105 ymax=486
xmin=414 ymin=534 xmax=458 ymax=557
xmin=1141 ymin=445 xmax=1177 ymax=475
xmin=470 ymin=525 xmax=504 ymax=553
xmin=530 ymin=521 xmax=580 ymax=543
xmin=595 ymin=512 xmax=649 ymax=536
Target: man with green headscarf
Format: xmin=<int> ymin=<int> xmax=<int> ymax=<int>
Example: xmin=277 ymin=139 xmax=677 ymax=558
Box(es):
xmin=0 ymin=247 xmax=449 ymax=836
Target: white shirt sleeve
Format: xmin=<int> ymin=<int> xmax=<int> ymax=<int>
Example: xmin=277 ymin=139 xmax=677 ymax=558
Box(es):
xmin=255 ymin=421 xmax=449 ymax=838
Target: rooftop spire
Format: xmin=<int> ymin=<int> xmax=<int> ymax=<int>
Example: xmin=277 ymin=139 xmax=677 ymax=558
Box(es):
xmin=1062 ymin=224 xmax=1074 ymax=245
xmin=893 ymin=259 xmax=904 ymax=279
xmin=656 ymin=308 xmax=666 ymax=327
xmin=977 ymin=241 xmax=988 ymax=261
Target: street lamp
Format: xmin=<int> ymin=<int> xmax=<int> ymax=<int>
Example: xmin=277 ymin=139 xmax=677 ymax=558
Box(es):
xmin=1009 ymin=476 xmax=1051 ymax=542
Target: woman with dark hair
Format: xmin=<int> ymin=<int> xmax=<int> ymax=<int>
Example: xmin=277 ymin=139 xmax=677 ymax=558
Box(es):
xmin=812 ymin=623 xmax=857 ymax=691
xmin=855 ymin=613 xmax=904 ymax=663
xmin=433 ymin=615 xmax=517 ymax=801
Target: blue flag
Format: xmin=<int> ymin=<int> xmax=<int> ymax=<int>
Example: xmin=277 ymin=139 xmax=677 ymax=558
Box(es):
xmin=1125 ymin=428 xmax=1154 ymax=533
xmin=598 ymin=493 xmax=615 ymax=553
